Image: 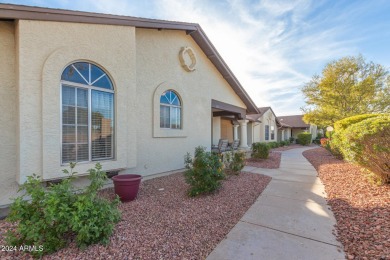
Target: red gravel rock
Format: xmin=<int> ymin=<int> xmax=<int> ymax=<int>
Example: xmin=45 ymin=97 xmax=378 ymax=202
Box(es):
xmin=245 ymin=152 xmax=281 ymax=169
xmin=0 ymin=172 xmax=271 ymax=259
xmin=303 ymin=147 xmax=390 ymax=260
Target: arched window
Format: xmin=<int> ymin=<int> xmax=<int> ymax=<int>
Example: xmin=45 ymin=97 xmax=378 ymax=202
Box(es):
xmin=61 ymin=62 xmax=114 ymax=163
xmin=160 ymin=90 xmax=181 ymax=129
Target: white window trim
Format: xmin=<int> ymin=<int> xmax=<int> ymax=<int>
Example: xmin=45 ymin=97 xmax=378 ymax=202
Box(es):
xmin=60 ymin=62 xmax=115 ymax=164
xmin=160 ymin=90 xmax=182 ymax=129
xmin=153 ymin=82 xmax=187 ymax=138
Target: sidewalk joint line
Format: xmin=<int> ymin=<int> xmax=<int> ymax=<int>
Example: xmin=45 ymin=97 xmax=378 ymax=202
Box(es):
xmin=270 ymin=178 xmax=322 ymax=185
xmin=240 ymin=220 xmax=341 ymax=247
xmin=260 ymin=194 xmax=328 ymax=205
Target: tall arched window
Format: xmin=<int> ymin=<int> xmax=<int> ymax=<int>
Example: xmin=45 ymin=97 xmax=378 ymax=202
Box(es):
xmin=61 ymin=62 xmax=114 ymax=163
xmin=160 ymin=90 xmax=181 ymax=129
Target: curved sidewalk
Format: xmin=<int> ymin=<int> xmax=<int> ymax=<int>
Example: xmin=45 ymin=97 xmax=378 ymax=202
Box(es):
xmin=207 ymin=147 xmax=345 ymax=260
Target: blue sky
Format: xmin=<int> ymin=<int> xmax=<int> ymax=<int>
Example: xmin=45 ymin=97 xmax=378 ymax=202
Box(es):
xmin=3 ymin=0 xmax=390 ymax=115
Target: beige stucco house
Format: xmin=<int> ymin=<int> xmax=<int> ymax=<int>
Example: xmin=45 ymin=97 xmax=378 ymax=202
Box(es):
xmin=0 ymin=4 xmax=260 ymax=213
xmin=246 ymin=107 xmax=281 ymax=146
xmin=277 ymin=115 xmax=318 ymax=142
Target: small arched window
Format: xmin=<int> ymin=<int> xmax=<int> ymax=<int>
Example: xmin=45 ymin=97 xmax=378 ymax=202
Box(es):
xmin=61 ymin=62 xmax=114 ymax=163
xmin=160 ymin=90 xmax=181 ymax=129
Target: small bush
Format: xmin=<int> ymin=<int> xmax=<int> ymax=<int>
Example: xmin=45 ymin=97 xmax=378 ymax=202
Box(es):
xmin=252 ymin=142 xmax=270 ymax=159
xmin=223 ymin=151 xmax=246 ymax=174
xmin=267 ymin=142 xmax=277 ymax=148
xmin=6 ymin=163 xmax=121 ymax=257
xmin=320 ymin=138 xmax=329 ymax=147
xmin=297 ymin=132 xmax=312 ymax=146
xmin=313 ymin=138 xmax=321 ymax=145
xmin=335 ymin=114 xmax=390 ymax=183
xmin=184 ymin=146 xmax=225 ymax=196
xmin=289 ymin=137 xmax=295 ymax=143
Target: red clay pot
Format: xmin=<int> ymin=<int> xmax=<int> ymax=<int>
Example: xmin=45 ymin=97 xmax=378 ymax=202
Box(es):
xmin=112 ymin=174 xmax=142 ymax=202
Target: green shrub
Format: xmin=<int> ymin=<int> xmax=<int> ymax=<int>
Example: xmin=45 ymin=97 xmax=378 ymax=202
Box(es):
xmin=71 ymin=164 xmax=121 ymax=248
xmin=223 ymin=151 xmax=246 ymax=174
xmin=313 ymin=138 xmax=321 ymax=145
xmin=251 ymin=142 xmax=270 ymax=159
xmin=289 ymin=137 xmax=295 ymax=143
xmin=267 ymin=142 xmax=280 ymax=148
xmin=184 ymin=146 xmax=225 ymax=196
xmin=331 ymin=114 xmax=383 ymax=159
xmin=297 ymin=132 xmax=312 ymax=146
xmin=6 ymin=163 xmax=121 ymax=257
xmin=334 ymin=114 xmax=390 ymax=183
xmin=334 ymin=114 xmax=381 ymax=132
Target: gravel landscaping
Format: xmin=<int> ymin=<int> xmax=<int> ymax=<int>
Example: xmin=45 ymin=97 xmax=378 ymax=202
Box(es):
xmin=303 ymin=147 xmax=390 ymax=260
xmin=245 ymin=151 xmax=281 ymax=169
xmin=0 ymin=171 xmax=271 ymax=259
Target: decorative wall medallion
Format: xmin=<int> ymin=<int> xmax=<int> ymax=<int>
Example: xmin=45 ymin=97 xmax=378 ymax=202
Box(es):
xmin=179 ymin=47 xmax=196 ymax=72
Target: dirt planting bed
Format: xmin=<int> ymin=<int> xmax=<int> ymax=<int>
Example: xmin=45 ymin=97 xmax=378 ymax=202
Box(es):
xmin=303 ymin=147 xmax=390 ymax=260
xmin=0 ymin=172 xmax=271 ymax=259
xmin=245 ymin=151 xmax=281 ymax=169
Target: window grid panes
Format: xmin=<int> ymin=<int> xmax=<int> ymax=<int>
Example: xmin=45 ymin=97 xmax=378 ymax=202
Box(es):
xmin=160 ymin=90 xmax=181 ymax=129
xmin=61 ymin=62 xmax=114 ymax=164
xmin=265 ymin=125 xmax=269 ymax=141
xmin=271 ymin=125 xmax=275 ymax=140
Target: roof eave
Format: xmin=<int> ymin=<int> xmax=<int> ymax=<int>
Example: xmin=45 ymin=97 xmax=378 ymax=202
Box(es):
xmin=190 ymin=27 xmax=258 ymax=114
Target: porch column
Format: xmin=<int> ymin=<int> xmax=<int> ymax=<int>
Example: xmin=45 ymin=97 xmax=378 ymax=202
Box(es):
xmin=233 ymin=125 xmax=239 ymax=140
xmin=238 ymin=119 xmax=249 ymax=149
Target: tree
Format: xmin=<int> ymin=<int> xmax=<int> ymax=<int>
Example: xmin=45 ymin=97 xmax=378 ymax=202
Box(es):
xmin=301 ymin=55 xmax=390 ymax=127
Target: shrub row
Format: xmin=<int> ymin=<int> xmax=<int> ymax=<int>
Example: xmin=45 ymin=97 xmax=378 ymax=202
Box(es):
xmin=251 ymin=140 xmax=291 ymax=159
xmin=331 ymin=114 xmax=390 ymax=184
xmin=252 ymin=142 xmax=270 ymax=159
xmin=184 ymin=146 xmax=245 ymax=196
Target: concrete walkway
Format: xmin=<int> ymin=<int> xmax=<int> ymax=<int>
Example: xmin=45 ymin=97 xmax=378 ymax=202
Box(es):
xmin=207 ymin=147 xmax=345 ymax=260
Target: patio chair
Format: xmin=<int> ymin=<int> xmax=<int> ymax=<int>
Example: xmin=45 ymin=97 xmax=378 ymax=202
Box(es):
xmin=211 ymin=139 xmax=229 ymax=153
xmin=227 ymin=139 xmax=240 ymax=151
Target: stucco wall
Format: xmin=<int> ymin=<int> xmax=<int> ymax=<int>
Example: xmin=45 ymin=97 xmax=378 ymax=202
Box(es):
xmin=0 ymin=21 xmax=19 ymax=206
xmin=129 ymin=28 xmax=246 ymax=176
xmin=291 ymin=128 xmax=305 ymax=139
xmin=0 ymin=21 xmax=248 ymax=206
xmin=16 ymin=20 xmax=137 ymax=183
xmin=278 ymin=128 xmax=291 ymax=141
xmin=250 ymin=109 xmax=277 ymax=144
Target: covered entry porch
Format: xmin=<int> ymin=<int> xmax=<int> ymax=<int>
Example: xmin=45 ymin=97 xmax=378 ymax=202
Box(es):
xmin=211 ymin=99 xmax=249 ymax=150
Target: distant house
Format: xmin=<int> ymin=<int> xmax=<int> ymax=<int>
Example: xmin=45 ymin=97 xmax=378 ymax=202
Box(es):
xmin=246 ymin=107 xmax=280 ymax=146
xmin=277 ymin=115 xmax=317 ymax=141
xmin=0 ymin=4 xmax=260 ymax=212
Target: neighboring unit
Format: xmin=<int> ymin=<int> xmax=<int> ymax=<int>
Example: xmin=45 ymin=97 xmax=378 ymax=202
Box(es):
xmin=277 ymin=115 xmax=318 ymax=141
xmin=246 ymin=107 xmax=281 ymax=146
